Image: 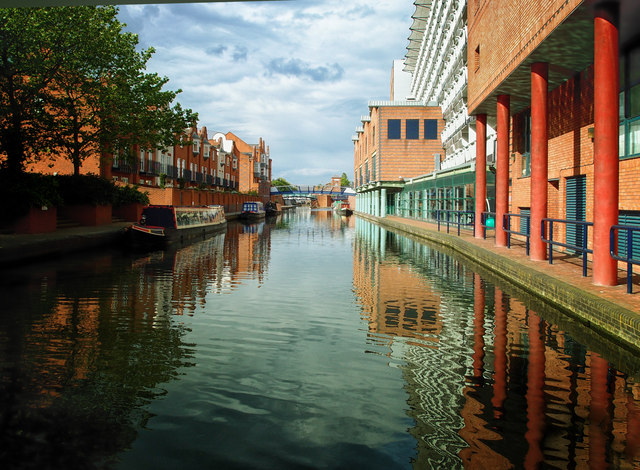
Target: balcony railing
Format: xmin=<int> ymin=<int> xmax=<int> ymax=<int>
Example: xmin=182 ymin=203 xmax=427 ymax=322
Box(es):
xmin=504 ymin=213 xmax=531 ymax=256
xmin=610 ymin=224 xmax=640 ymax=293
xmin=435 ymin=210 xmax=474 ymax=236
xmin=541 ymin=218 xmax=593 ymax=277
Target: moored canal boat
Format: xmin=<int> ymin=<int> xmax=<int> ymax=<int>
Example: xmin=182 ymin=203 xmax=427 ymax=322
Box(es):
xmin=332 ymin=201 xmax=353 ymax=216
xmin=129 ymin=205 xmax=226 ymax=247
xmin=239 ymin=201 xmax=266 ymax=221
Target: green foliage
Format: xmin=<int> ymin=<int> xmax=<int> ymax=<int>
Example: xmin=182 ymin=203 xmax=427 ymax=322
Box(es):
xmin=0 ymin=171 xmax=62 ymax=223
xmin=271 ymin=177 xmax=292 ymax=188
xmin=245 ymin=190 xmax=258 ymax=196
xmin=113 ymin=185 xmax=149 ymax=207
xmin=0 ymin=6 xmax=197 ymax=176
xmin=340 ymin=172 xmax=351 ymax=187
xmin=56 ymin=174 xmax=115 ymax=206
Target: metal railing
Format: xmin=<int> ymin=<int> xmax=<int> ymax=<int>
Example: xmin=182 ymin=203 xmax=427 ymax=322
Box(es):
xmin=435 ymin=210 xmax=475 ymax=236
xmin=610 ymin=224 xmax=640 ymax=294
xmin=541 ymin=218 xmax=593 ymax=277
xmin=504 ymin=213 xmax=531 ymax=255
xmin=481 ymin=211 xmax=496 ymax=239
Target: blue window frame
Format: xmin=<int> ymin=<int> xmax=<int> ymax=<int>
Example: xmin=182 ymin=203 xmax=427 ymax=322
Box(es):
xmin=406 ymin=119 xmax=419 ymax=139
xmin=620 ymin=45 xmax=640 ymax=159
xmin=388 ymin=119 xmax=401 ymax=139
xmin=424 ymin=119 xmax=438 ymax=140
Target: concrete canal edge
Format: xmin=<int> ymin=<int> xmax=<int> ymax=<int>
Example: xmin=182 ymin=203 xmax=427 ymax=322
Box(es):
xmin=357 ymin=213 xmax=640 ymax=356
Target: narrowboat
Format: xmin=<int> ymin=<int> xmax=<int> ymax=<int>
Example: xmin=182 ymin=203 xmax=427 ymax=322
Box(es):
xmin=264 ymin=201 xmax=281 ymax=216
xmin=129 ymin=205 xmax=226 ymax=247
xmin=332 ymin=201 xmax=353 ymax=216
xmin=239 ymin=201 xmax=266 ymax=220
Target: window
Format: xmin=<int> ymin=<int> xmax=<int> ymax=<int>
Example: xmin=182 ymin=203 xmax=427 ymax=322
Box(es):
xmin=620 ymin=45 xmax=640 ymax=158
xmin=372 ymin=154 xmax=377 ymax=180
xmin=388 ymin=119 xmax=401 ymax=139
xmin=521 ymin=111 xmax=531 ymax=177
xmin=139 ymin=149 xmax=145 ymax=172
xmin=406 ymin=119 xmax=419 ymax=139
xmin=424 ymin=119 xmax=438 ymax=140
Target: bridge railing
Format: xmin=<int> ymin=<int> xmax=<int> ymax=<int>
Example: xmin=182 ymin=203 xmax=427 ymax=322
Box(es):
xmin=541 ymin=218 xmax=593 ymax=277
xmin=610 ymin=224 xmax=640 ymax=293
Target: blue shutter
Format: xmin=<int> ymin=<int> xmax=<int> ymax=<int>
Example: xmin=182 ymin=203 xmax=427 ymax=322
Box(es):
xmin=618 ymin=211 xmax=640 ymax=260
xmin=519 ymin=208 xmax=530 ymax=235
xmin=566 ymin=176 xmax=586 ymax=253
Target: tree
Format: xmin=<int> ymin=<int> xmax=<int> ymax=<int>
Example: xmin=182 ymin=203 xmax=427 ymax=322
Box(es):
xmin=271 ymin=177 xmax=293 ymax=188
xmin=0 ymin=6 xmax=197 ymax=175
xmin=340 ymin=172 xmax=351 ymax=187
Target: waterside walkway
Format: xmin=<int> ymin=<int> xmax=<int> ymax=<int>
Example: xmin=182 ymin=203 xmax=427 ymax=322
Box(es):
xmin=357 ymin=212 xmax=640 ymax=355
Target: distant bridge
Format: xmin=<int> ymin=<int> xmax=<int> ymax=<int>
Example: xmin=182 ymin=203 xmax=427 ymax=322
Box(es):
xmin=270 ymin=186 xmax=355 ymax=199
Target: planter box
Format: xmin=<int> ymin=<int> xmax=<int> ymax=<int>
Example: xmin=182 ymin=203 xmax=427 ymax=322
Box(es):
xmin=60 ymin=204 xmax=112 ymax=226
xmin=113 ymin=203 xmax=144 ymax=222
xmin=10 ymin=206 xmax=57 ymax=234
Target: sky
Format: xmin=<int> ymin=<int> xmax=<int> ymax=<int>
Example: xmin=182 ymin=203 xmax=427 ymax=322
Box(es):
xmin=117 ymin=1 xmax=414 ymax=186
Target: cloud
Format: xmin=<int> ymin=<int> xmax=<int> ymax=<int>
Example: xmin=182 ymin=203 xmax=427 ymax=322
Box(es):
xmin=266 ymin=58 xmax=344 ymax=82
xmin=232 ymin=46 xmax=248 ymax=63
xmin=206 ymin=45 xmax=228 ymax=57
xmin=118 ymin=0 xmax=415 ymax=185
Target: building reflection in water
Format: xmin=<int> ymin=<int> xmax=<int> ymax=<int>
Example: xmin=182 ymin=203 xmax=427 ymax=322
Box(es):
xmin=353 ymin=219 xmax=640 ymax=468
xmin=0 ymin=217 xmax=277 ymax=468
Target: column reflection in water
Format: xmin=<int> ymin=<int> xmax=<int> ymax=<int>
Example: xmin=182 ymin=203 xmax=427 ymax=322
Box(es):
xmin=354 ymin=219 xmax=640 ymax=469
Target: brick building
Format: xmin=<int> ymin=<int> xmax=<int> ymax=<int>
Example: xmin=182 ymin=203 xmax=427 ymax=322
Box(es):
xmin=353 ymin=97 xmax=445 ymax=217
xmin=224 ymin=132 xmax=272 ymax=198
xmin=467 ymin=0 xmax=640 ymax=286
xmin=27 ymin=123 xmax=277 ymax=200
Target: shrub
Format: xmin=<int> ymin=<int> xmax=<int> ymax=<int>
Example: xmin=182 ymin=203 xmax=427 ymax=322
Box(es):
xmin=113 ymin=185 xmax=150 ymax=206
xmin=0 ymin=171 xmax=63 ymax=224
xmin=56 ymin=174 xmax=115 ymax=206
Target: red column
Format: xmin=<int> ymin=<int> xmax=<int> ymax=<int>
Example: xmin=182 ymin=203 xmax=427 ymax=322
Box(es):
xmin=593 ymin=5 xmax=619 ymax=286
xmin=589 ymin=354 xmax=611 ymax=469
xmin=524 ymin=312 xmax=545 ymax=469
xmin=472 ymin=274 xmax=486 ymax=380
xmin=496 ymin=95 xmax=510 ymax=247
xmin=530 ymin=63 xmax=549 ymax=261
xmin=475 ymin=114 xmax=487 ymax=238
xmin=492 ymin=288 xmax=507 ymax=418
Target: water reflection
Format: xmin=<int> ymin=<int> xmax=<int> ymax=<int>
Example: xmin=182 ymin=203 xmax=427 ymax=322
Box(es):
xmin=2 ymin=212 xmax=639 ymax=469
xmin=354 ymin=219 xmax=640 ymax=468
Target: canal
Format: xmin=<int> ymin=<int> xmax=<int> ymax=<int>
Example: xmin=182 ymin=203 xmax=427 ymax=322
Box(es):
xmin=1 ymin=208 xmax=639 ymax=469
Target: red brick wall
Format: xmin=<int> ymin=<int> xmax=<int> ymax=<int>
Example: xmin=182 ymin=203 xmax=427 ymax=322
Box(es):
xmin=378 ymin=107 xmax=444 ymax=181
xmin=467 ymin=0 xmax=583 ymax=113
xmin=509 ymin=67 xmax=640 ymax=243
xmin=354 ymin=106 xmax=444 ymax=186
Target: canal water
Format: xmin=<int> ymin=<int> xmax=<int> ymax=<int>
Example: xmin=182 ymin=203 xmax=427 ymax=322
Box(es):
xmin=0 ymin=208 xmax=639 ymax=469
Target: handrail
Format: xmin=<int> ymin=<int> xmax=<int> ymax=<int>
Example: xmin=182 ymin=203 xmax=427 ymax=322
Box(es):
xmin=541 ymin=218 xmax=593 ymax=277
xmin=503 ymin=213 xmax=530 ymax=255
xmin=435 ymin=210 xmax=475 ymax=236
xmin=610 ymin=224 xmax=640 ymax=294
xmin=480 ymin=211 xmax=496 ymax=239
